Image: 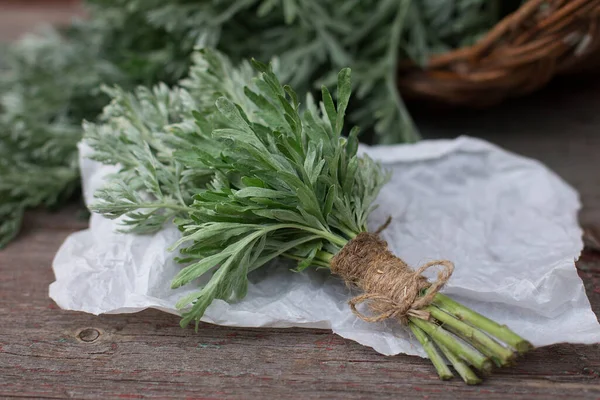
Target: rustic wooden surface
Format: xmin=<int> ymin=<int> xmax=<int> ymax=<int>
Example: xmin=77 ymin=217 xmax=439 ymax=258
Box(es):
xmin=0 ymin=84 xmax=599 ymax=400
xmin=0 ymin=0 xmax=84 ymax=41
xmin=1 ymin=2 xmax=600 ymax=399
xmin=0 ymin=206 xmax=599 ymax=400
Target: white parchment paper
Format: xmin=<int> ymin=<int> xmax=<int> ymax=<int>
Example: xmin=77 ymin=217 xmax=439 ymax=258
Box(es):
xmin=50 ymin=136 xmax=600 ymax=356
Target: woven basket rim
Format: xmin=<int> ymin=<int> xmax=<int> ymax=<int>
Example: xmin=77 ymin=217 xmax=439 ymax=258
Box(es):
xmin=397 ymin=0 xmax=600 ymax=106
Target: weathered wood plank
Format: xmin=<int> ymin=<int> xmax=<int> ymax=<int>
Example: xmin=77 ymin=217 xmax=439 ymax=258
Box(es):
xmin=1 ymin=208 xmax=600 ymax=399
xmin=2 ymin=78 xmax=600 ymax=399
xmin=0 ymin=0 xmax=85 ymax=42
xmin=1 ymin=2 xmax=600 ymax=398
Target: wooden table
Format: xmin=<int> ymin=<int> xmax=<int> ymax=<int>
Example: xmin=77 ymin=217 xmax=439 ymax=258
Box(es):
xmin=1 ymin=3 xmax=600 ymax=399
xmin=1 ymin=83 xmax=599 ymax=400
xmin=0 ymin=0 xmax=84 ymax=41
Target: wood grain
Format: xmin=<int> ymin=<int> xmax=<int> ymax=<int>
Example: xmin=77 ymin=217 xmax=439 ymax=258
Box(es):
xmin=0 ymin=206 xmax=599 ymax=399
xmin=0 ymin=0 xmax=85 ymax=42
xmin=1 ymin=60 xmax=600 ymax=400
xmin=1 ymin=2 xmax=600 ymax=398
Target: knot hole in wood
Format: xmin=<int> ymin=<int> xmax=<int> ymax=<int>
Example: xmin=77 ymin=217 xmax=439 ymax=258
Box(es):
xmin=77 ymin=328 xmax=101 ymax=343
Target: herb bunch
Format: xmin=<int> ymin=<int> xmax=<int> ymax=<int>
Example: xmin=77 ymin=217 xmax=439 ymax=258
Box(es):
xmin=1 ymin=0 xmax=513 ymax=248
xmin=87 ymin=50 xmax=532 ymax=384
xmin=85 ymin=49 xmax=261 ymax=232
xmin=169 ymin=62 xmax=389 ymax=326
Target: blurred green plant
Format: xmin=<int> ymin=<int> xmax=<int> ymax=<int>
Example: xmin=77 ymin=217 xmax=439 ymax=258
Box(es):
xmin=0 ymin=0 xmax=513 ymax=248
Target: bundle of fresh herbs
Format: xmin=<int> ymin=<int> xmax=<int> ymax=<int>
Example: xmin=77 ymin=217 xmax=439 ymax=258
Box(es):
xmin=1 ymin=0 xmax=516 ymax=248
xmin=86 ymin=49 xmax=532 ymax=384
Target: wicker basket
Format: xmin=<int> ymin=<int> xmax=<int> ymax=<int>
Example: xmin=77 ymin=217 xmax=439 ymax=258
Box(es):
xmin=397 ymin=0 xmax=600 ymax=107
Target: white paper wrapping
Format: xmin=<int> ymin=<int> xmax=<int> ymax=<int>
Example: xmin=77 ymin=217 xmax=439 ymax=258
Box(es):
xmin=50 ymin=136 xmax=600 ymax=356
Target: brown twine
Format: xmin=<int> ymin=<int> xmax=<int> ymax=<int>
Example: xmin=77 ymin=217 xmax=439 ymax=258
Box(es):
xmin=330 ymin=232 xmax=454 ymax=324
xmin=374 ymin=216 xmax=392 ymax=234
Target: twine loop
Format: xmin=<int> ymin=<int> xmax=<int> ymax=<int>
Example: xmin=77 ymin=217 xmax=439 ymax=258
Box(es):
xmin=330 ymin=232 xmax=454 ymax=324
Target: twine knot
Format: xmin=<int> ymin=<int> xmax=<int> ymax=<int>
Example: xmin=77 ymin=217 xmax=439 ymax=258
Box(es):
xmin=330 ymin=232 xmax=454 ymax=324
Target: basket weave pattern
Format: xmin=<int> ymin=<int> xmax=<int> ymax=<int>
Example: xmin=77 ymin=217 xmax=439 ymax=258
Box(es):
xmin=398 ymin=0 xmax=600 ymax=106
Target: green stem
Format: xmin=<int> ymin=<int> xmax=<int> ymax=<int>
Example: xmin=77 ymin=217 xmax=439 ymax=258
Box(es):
xmin=338 ymin=225 xmax=358 ymax=240
xmin=432 ymin=294 xmax=533 ymax=354
xmin=409 ymin=323 xmax=453 ymax=381
xmin=282 ymin=253 xmax=330 ymax=269
xmin=92 ymin=202 xmax=194 ymax=216
xmin=411 ymin=317 xmax=492 ymax=374
xmin=435 ymin=342 xmax=481 ymax=385
xmin=296 ymin=226 xmax=347 ymax=247
xmin=426 ymin=305 xmax=515 ymax=366
xmin=247 ymin=224 xmax=349 ymax=248
xmin=252 ymin=235 xmax=324 ymax=272
xmin=318 ymin=251 xmax=334 ymax=262
xmin=164 ymin=203 xmax=196 ymax=213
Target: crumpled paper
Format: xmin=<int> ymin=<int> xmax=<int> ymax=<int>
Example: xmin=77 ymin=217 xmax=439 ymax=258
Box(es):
xmin=50 ymin=136 xmax=600 ymax=356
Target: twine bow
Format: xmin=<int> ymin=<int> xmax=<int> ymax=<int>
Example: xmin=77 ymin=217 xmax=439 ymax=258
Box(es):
xmin=347 ymin=260 xmax=454 ymax=323
xmin=330 ymin=232 xmax=454 ymax=324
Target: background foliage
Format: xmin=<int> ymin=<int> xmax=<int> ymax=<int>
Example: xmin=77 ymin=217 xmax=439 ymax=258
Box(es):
xmin=0 ymin=0 xmax=517 ymax=247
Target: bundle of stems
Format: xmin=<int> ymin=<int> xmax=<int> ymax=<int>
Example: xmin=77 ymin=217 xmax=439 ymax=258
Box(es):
xmin=283 ymin=237 xmax=532 ymax=384
xmin=297 ymin=238 xmax=532 ymax=384
xmin=410 ymin=294 xmax=532 ymax=383
xmin=87 ymin=50 xmax=532 ymax=384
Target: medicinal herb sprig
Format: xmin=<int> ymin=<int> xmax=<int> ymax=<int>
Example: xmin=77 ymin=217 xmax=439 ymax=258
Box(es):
xmin=88 ymin=53 xmax=532 ymax=384
xmin=165 ymin=64 xmax=389 ymax=326
xmin=85 ymin=49 xmax=261 ymax=232
xmin=168 ymin=61 xmax=532 ymax=384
